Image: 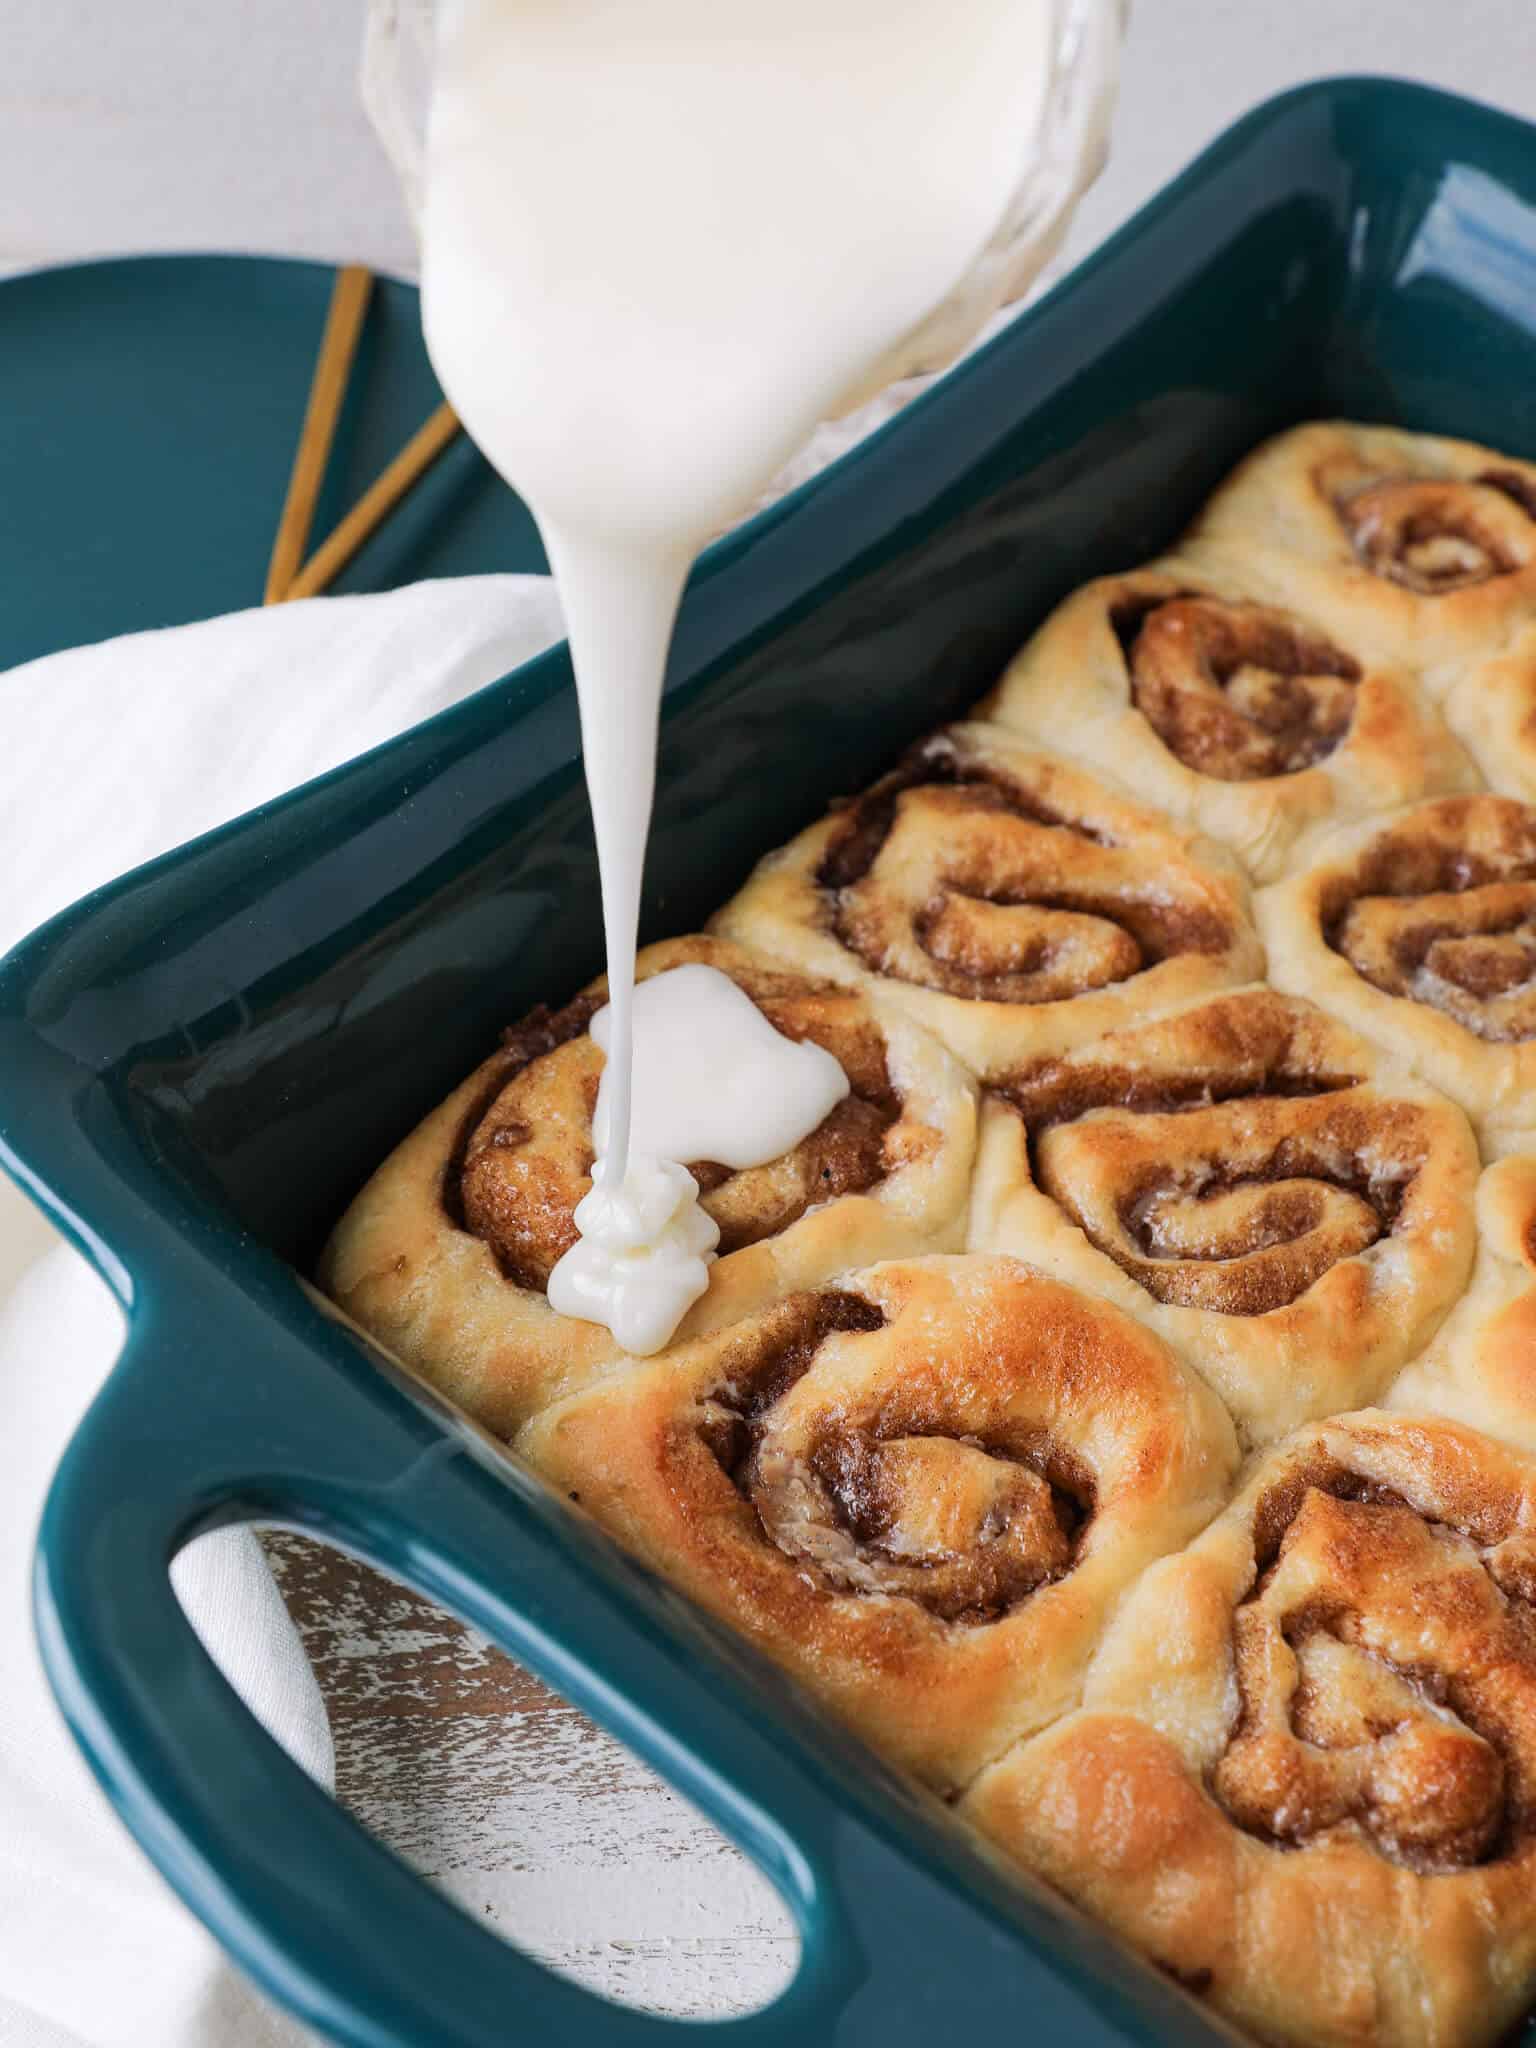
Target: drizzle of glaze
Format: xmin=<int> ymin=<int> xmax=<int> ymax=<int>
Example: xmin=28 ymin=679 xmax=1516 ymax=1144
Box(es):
xmin=419 ymin=0 xmax=1114 ymax=1349
xmin=547 ymin=966 xmax=848 ymax=1352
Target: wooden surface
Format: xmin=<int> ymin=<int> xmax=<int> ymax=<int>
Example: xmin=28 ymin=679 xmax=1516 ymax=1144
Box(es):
xmin=262 ymin=1533 xmax=797 ymax=2019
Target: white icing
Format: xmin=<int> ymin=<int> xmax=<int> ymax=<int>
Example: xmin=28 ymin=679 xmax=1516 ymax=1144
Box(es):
xmin=420 ymin=0 xmax=1113 ymax=1349
xmin=548 ymin=965 xmax=850 ymax=1354
xmin=546 ymin=1154 xmax=720 ymax=1357
xmin=591 ymin=966 xmax=850 ymax=1168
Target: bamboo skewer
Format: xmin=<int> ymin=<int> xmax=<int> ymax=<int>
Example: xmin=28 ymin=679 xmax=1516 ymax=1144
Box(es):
xmin=265 ymin=262 xmax=466 ymax=605
xmin=281 ymin=399 xmax=462 ymax=603
xmin=264 ymin=265 xmax=376 ymax=604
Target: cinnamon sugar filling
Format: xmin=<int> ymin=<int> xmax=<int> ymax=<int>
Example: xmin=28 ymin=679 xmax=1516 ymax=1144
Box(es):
xmin=817 ymin=736 xmax=1235 ymax=1002
xmin=1334 ymin=469 xmax=1536 ymax=594
xmin=1213 ymin=1461 xmax=1536 ymax=1872
xmin=1111 ymin=592 xmax=1359 ymax=781
xmin=993 ymin=1006 xmax=1432 ymax=1316
xmin=1320 ymin=801 xmax=1536 ymax=1042
xmin=697 ymin=1291 xmax=1093 ymax=1625
xmin=1035 ymin=1114 xmax=1418 ymax=1316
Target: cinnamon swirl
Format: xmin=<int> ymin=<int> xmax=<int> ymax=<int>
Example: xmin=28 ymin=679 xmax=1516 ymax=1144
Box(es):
xmin=517 ymin=1255 xmax=1239 ymax=1791
xmin=1186 ymin=421 xmax=1536 ymax=680
xmin=711 ymin=723 xmax=1263 ymax=1079
xmin=963 ymin=1412 xmax=1536 ymax=2048
xmin=977 ymin=562 xmax=1476 ymax=881
xmin=319 ymin=935 xmax=975 ymax=1435
xmin=967 ymin=989 xmax=1479 ymax=1443
xmin=1260 ymin=793 xmax=1536 ymax=1135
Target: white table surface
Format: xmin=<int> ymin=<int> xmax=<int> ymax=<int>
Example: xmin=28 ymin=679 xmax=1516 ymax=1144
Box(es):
xmin=9 ymin=0 xmax=1536 ymax=2027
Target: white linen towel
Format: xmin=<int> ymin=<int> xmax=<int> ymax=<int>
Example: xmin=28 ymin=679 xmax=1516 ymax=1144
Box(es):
xmin=0 ymin=577 xmax=565 ymax=2048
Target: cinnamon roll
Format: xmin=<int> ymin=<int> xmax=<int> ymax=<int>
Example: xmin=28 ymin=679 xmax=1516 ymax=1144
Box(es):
xmin=977 ymin=562 xmax=1476 ymax=882
xmin=1260 ymin=794 xmax=1536 ymax=1135
xmin=517 ymin=1255 xmax=1238 ymax=1791
xmin=1185 ymin=421 xmax=1536 ymax=680
xmin=1389 ymin=1155 xmax=1536 ymax=1454
xmin=967 ymin=989 xmax=1478 ymax=1443
xmin=319 ymin=935 xmax=976 ymax=1435
xmin=962 ymin=1412 xmax=1536 ymax=2048
xmin=710 ymin=723 xmax=1263 ymax=1080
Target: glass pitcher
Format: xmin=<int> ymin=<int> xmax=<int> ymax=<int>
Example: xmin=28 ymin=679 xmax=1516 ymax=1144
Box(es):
xmin=362 ymin=0 xmax=1127 ymax=391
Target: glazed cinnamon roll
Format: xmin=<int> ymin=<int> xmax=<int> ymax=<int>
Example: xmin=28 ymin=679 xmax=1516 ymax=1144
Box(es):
xmin=1185 ymin=421 xmax=1536 ymax=679
xmin=967 ymin=989 xmax=1478 ymax=1443
xmin=962 ymin=1412 xmax=1536 ymax=2048
xmin=319 ymin=935 xmax=976 ymax=1435
xmin=977 ymin=562 xmax=1475 ymax=881
xmin=1260 ymin=794 xmax=1536 ymax=1135
xmin=517 ymin=1255 xmax=1238 ymax=1791
xmin=710 ymin=723 xmax=1263 ymax=1079
xmin=1389 ymin=1155 xmax=1536 ymax=1454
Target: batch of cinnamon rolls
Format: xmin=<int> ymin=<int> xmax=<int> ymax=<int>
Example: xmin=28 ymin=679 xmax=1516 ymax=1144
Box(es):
xmin=323 ymin=422 xmax=1536 ymax=2048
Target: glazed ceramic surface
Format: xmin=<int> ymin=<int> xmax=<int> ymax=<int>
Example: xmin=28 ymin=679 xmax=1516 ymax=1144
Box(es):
xmin=0 ymin=257 xmax=546 ymax=667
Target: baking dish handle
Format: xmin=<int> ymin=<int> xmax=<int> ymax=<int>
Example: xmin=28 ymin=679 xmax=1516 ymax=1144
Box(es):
xmin=34 ymin=1274 xmax=1177 ymax=2048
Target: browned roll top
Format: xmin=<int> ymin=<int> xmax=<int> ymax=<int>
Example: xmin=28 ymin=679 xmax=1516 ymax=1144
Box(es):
xmin=698 ymin=1287 xmax=1089 ymax=1626
xmin=817 ymin=735 xmax=1236 ymax=1004
xmin=1336 ymin=468 xmax=1536 ymax=595
xmin=997 ymin=993 xmax=1435 ymax=1318
xmin=1214 ymin=1451 xmax=1536 ymax=1874
xmin=1113 ymin=590 xmax=1360 ymax=780
xmin=453 ymin=959 xmax=904 ymax=1289
xmin=1320 ymin=796 xmax=1536 ymax=1043
xmin=517 ymin=1256 xmax=1236 ymax=1792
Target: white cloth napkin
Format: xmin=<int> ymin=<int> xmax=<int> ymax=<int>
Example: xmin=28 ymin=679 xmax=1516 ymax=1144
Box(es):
xmin=0 ymin=576 xmax=565 ymax=2048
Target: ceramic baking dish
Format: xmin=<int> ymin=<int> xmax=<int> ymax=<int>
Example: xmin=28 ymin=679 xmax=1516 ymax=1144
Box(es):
xmin=6 ymin=76 xmax=1536 ymax=2048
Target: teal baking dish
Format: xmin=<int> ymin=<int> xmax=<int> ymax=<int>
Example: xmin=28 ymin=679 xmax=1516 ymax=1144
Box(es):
xmin=6 ymin=75 xmax=1536 ymax=2048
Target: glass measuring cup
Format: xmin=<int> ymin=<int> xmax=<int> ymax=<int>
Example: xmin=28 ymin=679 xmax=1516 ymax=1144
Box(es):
xmin=360 ymin=0 xmax=1129 ymax=426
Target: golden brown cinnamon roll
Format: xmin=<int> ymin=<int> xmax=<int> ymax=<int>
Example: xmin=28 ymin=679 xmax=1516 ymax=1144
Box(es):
xmin=962 ymin=1412 xmax=1536 ymax=2048
xmin=1260 ymin=794 xmax=1536 ymax=1135
xmin=977 ymin=562 xmax=1475 ymax=881
xmin=1185 ymin=421 xmax=1536 ymax=679
xmin=710 ymin=723 xmax=1263 ymax=1079
xmin=1389 ymin=1155 xmax=1536 ymax=1453
xmin=517 ymin=1255 xmax=1238 ymax=1791
xmin=967 ymin=989 xmax=1478 ymax=1443
xmin=319 ymin=935 xmax=975 ymax=1435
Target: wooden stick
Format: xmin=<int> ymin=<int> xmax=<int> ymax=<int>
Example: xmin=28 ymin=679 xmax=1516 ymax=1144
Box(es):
xmin=280 ymin=401 xmax=462 ymax=603
xmin=264 ymin=265 xmax=375 ymax=604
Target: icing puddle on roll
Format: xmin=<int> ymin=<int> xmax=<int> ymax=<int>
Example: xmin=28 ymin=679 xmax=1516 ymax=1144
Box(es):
xmin=547 ymin=964 xmax=849 ymax=1351
xmin=418 ymin=0 xmax=1115 ymax=1349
